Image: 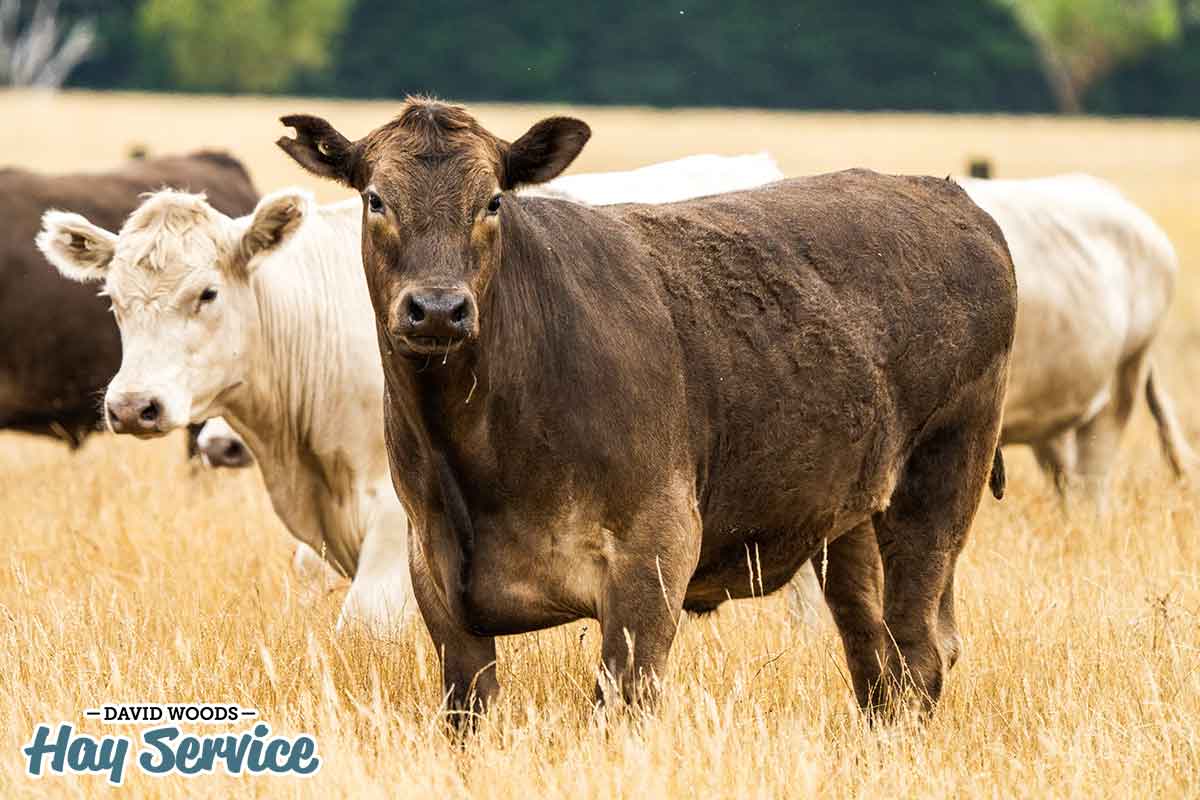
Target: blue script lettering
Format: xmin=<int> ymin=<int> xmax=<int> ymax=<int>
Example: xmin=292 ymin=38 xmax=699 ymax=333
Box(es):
xmin=290 ymin=736 xmax=320 ymax=775
xmin=174 ymin=735 xmax=203 ymax=775
xmin=23 ymin=723 xmax=131 ymax=786
xmin=135 ymin=724 xmax=320 ymax=777
xmin=139 ymin=726 xmax=179 ymax=774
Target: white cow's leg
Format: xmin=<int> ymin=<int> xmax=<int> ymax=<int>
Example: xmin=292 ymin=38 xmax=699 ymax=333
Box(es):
xmin=1074 ymin=350 xmax=1149 ymax=513
xmin=786 ymin=560 xmax=830 ymax=627
xmin=1145 ymin=361 xmax=1195 ymax=479
xmin=337 ymin=523 xmax=415 ymax=638
xmin=1033 ymin=430 xmax=1079 ymax=504
xmin=293 ymin=540 xmax=344 ymax=583
xmin=1074 ymin=421 xmax=1119 ymax=515
xmin=290 ymin=541 xmax=345 ymax=610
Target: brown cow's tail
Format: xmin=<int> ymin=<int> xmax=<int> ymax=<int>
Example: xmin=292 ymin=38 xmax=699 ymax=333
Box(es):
xmin=989 ymin=448 xmax=1006 ymax=500
xmin=1145 ymin=362 xmax=1195 ymax=480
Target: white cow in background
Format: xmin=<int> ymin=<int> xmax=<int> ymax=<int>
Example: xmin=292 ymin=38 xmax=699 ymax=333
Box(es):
xmin=533 ymin=152 xmax=782 ymax=204
xmin=962 ymin=174 xmax=1192 ymax=502
xmin=38 ymin=154 xmax=783 ymax=636
xmin=791 ymin=172 xmax=1193 ymax=624
xmin=195 ymin=417 xmax=254 ymax=468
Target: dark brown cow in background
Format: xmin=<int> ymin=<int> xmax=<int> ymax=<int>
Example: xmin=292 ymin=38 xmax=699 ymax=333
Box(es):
xmin=0 ymin=153 xmax=258 ymax=447
xmin=280 ymin=99 xmax=1017 ymax=721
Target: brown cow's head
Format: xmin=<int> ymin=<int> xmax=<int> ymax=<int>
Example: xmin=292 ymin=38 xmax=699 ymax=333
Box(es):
xmin=277 ymin=98 xmax=590 ymax=358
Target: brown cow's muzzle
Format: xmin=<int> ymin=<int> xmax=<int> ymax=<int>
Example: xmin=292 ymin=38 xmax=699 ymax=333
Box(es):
xmin=106 ymin=392 xmax=168 ymax=438
xmin=390 ymin=287 xmax=478 ymax=356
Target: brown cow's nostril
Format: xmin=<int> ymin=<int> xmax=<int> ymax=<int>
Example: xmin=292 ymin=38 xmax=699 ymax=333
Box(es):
xmin=397 ymin=290 xmax=473 ymax=347
xmin=406 ymin=296 xmax=426 ymax=324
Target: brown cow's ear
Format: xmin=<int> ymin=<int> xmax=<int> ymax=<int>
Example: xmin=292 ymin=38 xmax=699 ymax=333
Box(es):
xmin=276 ymin=114 xmax=361 ymax=187
xmin=36 ymin=211 xmax=118 ymax=283
xmin=503 ymin=117 xmax=591 ymax=190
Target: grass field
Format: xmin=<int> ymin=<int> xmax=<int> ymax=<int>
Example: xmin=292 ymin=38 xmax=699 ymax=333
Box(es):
xmin=1 ymin=89 xmax=1198 ymax=798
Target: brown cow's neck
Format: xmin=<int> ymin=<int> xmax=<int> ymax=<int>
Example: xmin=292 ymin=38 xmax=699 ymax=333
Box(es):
xmin=380 ymin=346 xmax=483 ymax=630
xmin=381 ymin=197 xmax=624 ymax=625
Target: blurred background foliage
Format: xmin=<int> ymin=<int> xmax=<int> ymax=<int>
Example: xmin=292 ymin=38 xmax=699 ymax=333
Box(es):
xmin=137 ymin=0 xmax=350 ymax=93
xmin=27 ymin=0 xmax=1200 ymax=114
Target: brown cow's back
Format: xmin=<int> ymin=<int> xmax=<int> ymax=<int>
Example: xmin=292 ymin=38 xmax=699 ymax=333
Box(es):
xmin=0 ymin=153 xmax=258 ymax=442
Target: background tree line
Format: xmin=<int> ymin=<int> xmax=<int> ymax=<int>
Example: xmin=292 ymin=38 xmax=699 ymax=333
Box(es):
xmin=23 ymin=0 xmax=1200 ymax=115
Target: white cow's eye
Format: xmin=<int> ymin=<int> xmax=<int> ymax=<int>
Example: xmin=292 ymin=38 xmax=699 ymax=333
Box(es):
xmin=199 ymin=288 xmax=218 ymax=304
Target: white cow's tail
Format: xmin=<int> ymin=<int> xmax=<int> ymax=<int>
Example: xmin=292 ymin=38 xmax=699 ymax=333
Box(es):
xmin=1145 ymin=362 xmax=1195 ymax=479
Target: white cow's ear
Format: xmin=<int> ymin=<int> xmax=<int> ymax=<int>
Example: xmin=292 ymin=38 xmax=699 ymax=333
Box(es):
xmin=236 ymin=189 xmax=312 ymax=274
xmin=36 ymin=211 xmax=118 ymax=283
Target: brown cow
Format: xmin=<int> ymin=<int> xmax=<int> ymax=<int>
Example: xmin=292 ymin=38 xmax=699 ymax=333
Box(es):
xmin=1 ymin=153 xmax=258 ymax=446
xmin=278 ymin=99 xmax=1017 ymax=720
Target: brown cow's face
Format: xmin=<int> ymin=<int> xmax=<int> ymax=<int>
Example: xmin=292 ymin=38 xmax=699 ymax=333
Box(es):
xmin=277 ymin=100 xmax=590 ymax=359
xmin=359 ymin=150 xmax=505 ymax=358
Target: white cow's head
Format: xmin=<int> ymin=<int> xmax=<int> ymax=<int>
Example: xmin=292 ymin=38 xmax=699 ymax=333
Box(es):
xmin=37 ymin=189 xmax=310 ymax=436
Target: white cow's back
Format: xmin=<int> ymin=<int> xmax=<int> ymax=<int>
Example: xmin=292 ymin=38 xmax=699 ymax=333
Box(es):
xmin=961 ymin=174 xmax=1178 ymax=444
xmin=528 ymin=153 xmax=782 ymax=205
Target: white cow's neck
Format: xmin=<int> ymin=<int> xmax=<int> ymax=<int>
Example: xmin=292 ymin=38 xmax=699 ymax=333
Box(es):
xmin=219 ymin=199 xmax=376 ymax=574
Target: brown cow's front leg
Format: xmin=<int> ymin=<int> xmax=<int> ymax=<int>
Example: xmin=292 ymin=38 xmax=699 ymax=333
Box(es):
xmin=595 ymin=485 xmax=701 ymax=707
xmin=409 ymin=530 xmax=497 ymax=730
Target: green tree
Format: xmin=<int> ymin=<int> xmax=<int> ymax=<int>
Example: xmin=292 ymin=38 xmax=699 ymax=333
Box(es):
xmin=137 ymin=0 xmax=349 ymax=93
xmin=52 ymin=0 xmax=1200 ymax=117
xmin=997 ymin=0 xmax=1181 ymax=112
xmin=329 ymin=0 xmax=1052 ymax=112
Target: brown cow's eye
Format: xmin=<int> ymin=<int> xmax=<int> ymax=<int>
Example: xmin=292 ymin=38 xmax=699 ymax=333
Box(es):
xmin=367 ymin=191 xmax=384 ymax=213
xmin=486 ymin=194 xmax=502 ymax=215
xmin=199 ymin=287 xmax=218 ymax=303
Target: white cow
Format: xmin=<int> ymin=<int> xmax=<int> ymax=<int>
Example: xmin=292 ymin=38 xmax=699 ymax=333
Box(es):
xmin=963 ymin=174 xmax=1192 ymax=503
xmin=195 ymin=417 xmax=254 ymax=468
xmin=791 ymin=172 xmax=1193 ymax=624
xmin=38 ymin=154 xmax=784 ymax=636
xmin=532 ymin=152 xmax=783 ymax=204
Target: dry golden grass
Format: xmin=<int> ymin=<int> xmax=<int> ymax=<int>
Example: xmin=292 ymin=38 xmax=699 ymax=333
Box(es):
xmin=1 ymin=89 xmax=1198 ymax=798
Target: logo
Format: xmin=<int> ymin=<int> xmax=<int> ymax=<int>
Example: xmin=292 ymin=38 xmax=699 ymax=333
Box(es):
xmin=22 ymin=704 xmax=320 ymax=786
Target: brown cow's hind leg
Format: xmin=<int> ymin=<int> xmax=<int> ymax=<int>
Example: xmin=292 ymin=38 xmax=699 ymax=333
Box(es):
xmin=872 ymin=420 xmax=994 ymax=717
xmin=938 ymin=568 xmax=962 ymax=670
